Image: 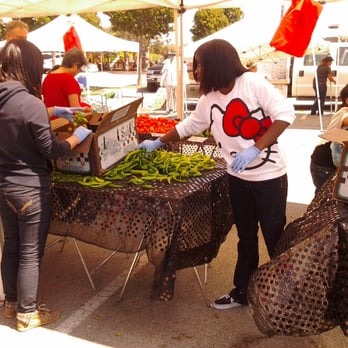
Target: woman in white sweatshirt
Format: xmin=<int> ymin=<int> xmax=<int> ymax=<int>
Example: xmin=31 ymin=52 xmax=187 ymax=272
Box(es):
xmin=138 ymin=39 xmax=295 ymax=310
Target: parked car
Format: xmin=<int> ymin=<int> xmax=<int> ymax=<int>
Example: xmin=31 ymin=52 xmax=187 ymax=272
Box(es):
xmin=146 ymin=63 xmax=163 ymax=92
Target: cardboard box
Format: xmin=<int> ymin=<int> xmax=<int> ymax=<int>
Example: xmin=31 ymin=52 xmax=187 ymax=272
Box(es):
xmin=319 ymin=128 xmax=348 ymax=145
xmin=52 ymin=98 xmax=143 ymax=175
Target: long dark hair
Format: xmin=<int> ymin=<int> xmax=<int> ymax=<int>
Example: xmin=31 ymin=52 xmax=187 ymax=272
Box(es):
xmin=0 ymin=39 xmax=43 ymax=98
xmin=193 ymin=39 xmax=248 ymax=95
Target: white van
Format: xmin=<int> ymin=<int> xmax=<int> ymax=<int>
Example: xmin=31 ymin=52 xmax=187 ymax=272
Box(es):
xmin=289 ymin=42 xmax=348 ymax=100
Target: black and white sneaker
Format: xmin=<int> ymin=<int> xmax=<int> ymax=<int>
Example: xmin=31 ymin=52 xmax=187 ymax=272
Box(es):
xmin=211 ymin=288 xmax=247 ymax=310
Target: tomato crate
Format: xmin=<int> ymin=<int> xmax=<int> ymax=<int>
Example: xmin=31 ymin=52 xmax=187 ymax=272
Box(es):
xmin=136 ymin=114 xmax=178 ymax=134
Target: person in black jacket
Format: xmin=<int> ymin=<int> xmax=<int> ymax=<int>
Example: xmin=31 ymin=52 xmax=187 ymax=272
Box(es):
xmin=0 ymin=39 xmax=91 ymax=332
xmin=310 ymin=56 xmax=336 ymax=116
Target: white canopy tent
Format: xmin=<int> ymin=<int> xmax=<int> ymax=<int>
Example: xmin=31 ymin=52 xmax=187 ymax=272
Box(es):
xmin=30 ymin=14 xmax=139 ymax=53
xmin=0 ymin=14 xmax=139 ymax=53
xmin=0 ymin=0 xmax=281 ymax=17
xmin=0 ymin=0 xmax=345 ymax=118
xmin=0 ymin=0 xmax=343 ymax=17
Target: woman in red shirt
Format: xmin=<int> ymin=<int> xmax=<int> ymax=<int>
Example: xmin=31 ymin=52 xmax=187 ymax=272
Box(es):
xmin=42 ymin=48 xmax=91 ymax=119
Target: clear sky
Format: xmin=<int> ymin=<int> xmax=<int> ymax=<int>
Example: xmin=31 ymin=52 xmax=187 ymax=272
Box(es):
xmin=97 ymin=12 xmax=111 ymax=28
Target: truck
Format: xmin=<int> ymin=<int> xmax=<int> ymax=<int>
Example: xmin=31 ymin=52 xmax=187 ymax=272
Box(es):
xmin=259 ymin=41 xmax=348 ymax=108
xmin=146 ymin=63 xmax=164 ymax=92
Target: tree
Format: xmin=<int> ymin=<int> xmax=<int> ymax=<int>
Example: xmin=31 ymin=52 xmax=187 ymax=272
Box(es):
xmin=79 ymin=13 xmax=104 ymax=29
xmin=106 ymin=8 xmax=173 ymax=86
xmin=191 ymin=8 xmax=243 ymax=42
xmin=223 ymin=8 xmax=244 ymax=23
xmin=18 ymin=16 xmax=56 ymax=31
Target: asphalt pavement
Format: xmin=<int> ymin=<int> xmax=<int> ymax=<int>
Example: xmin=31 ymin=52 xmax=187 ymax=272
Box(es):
xmin=0 ymin=73 xmax=347 ymax=347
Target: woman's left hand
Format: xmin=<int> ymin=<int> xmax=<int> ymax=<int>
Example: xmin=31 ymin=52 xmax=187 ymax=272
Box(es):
xmin=231 ymin=146 xmax=260 ymax=173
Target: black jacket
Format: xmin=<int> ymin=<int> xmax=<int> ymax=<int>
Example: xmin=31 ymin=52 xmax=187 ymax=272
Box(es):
xmin=0 ymin=81 xmax=70 ymax=187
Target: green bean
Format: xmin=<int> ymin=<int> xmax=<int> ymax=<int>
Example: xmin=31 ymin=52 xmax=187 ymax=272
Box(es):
xmin=53 ymin=148 xmax=216 ymax=188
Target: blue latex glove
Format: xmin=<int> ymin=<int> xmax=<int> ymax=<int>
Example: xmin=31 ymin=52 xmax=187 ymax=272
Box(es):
xmin=137 ymin=138 xmax=164 ymax=152
xmin=53 ymin=106 xmax=85 ymax=122
xmin=231 ymin=146 xmax=261 ymax=173
xmin=73 ymin=126 xmax=92 ymax=144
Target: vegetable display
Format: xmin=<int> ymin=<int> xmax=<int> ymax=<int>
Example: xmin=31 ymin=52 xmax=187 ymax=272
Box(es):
xmin=52 ymin=148 xmax=215 ymax=189
xmin=136 ymin=114 xmax=178 ymax=134
xmin=67 ymin=111 xmax=89 ymax=132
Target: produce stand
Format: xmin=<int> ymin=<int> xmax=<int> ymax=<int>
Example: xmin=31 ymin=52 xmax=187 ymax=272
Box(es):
xmin=50 ymin=145 xmax=233 ymax=301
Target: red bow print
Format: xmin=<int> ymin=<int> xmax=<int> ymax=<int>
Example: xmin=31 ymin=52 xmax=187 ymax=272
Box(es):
xmin=223 ymin=99 xmax=272 ymax=141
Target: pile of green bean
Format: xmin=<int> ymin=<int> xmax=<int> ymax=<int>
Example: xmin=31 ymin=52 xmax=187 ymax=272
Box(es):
xmin=52 ymin=148 xmax=216 ymax=189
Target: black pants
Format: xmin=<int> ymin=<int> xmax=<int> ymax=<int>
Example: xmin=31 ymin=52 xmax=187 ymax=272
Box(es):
xmin=228 ymin=174 xmax=288 ymax=292
xmin=311 ymin=82 xmax=327 ymax=115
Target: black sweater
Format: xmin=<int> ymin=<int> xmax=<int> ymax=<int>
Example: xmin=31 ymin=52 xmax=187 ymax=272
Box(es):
xmin=0 ymin=81 xmax=70 ymax=187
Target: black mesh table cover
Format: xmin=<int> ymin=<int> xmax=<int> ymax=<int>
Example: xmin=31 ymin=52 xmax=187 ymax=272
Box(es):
xmin=248 ymin=175 xmax=348 ymax=336
xmin=50 ymin=159 xmax=234 ymax=301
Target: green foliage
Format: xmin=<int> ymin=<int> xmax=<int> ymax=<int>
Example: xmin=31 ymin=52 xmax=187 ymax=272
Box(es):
xmin=106 ymin=8 xmax=173 ymax=74
xmin=0 ymin=16 xmax=56 ymax=40
xmin=107 ymin=8 xmax=173 ymax=43
xmin=191 ymin=8 xmax=243 ymax=42
xmin=0 ymin=19 xmax=6 ymax=40
xmin=19 ymin=16 xmax=57 ymax=31
xmin=223 ymin=8 xmax=243 ymax=23
xmin=150 ymin=36 xmax=173 ymax=55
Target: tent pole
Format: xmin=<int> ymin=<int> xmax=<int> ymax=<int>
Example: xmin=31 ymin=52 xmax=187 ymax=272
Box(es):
xmin=174 ymin=9 xmax=184 ymax=121
xmin=179 ymin=9 xmax=184 ymax=121
xmin=313 ymin=49 xmax=323 ymax=131
xmin=335 ymin=32 xmax=340 ymax=112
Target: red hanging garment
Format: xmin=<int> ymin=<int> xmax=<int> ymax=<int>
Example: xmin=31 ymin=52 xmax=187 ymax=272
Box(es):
xmin=63 ymin=26 xmax=82 ymax=52
xmin=269 ymin=0 xmax=323 ymax=57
